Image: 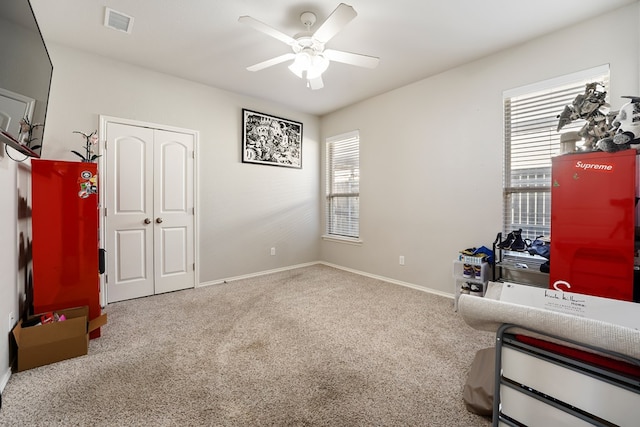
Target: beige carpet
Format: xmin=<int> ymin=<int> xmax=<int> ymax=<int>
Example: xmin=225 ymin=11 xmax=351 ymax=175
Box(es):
xmin=0 ymin=264 xmax=494 ymax=426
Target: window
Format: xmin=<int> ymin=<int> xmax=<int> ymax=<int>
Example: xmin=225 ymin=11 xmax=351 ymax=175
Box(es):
xmin=503 ymin=65 xmax=610 ymax=241
xmin=325 ymin=131 xmax=360 ymax=240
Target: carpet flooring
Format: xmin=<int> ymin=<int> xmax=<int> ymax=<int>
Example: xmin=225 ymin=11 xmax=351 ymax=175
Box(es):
xmin=0 ymin=264 xmax=495 ymax=426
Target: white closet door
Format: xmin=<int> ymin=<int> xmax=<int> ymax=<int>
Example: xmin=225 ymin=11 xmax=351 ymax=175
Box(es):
xmin=153 ymin=129 xmax=194 ymax=294
xmin=105 ymin=123 xmax=155 ymax=302
xmin=105 ymin=122 xmax=195 ymax=303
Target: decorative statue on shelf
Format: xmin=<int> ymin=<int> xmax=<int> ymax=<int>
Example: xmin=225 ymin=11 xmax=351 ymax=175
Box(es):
xmin=556 ymin=82 xmax=616 ymax=151
xmin=595 ymin=96 xmax=640 ymax=152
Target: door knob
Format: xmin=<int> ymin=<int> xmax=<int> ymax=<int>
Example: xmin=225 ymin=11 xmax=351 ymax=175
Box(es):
xmin=156 ymin=217 xmax=163 ymax=224
xmin=144 ymin=218 xmax=151 ymax=224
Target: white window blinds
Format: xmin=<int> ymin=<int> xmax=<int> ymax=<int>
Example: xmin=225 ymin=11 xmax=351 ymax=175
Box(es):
xmin=503 ymin=65 xmax=610 ymax=240
xmin=326 ymin=131 xmax=360 ymax=239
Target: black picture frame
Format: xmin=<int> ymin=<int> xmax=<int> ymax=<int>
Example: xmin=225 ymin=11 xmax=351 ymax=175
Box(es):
xmin=242 ymin=109 xmax=302 ymax=169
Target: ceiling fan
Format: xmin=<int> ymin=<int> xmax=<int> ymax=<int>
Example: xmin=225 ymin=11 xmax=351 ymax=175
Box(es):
xmin=238 ymin=3 xmax=379 ymax=90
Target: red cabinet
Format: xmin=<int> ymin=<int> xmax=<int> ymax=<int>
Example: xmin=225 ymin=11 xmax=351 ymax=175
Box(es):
xmin=550 ymin=150 xmax=636 ymax=301
xmin=31 ymin=160 xmax=102 ymax=337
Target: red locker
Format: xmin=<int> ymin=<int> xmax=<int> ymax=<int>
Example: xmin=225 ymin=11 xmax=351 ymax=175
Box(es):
xmin=550 ymin=150 xmax=636 ymax=301
xmin=31 ymin=159 xmax=102 ymax=338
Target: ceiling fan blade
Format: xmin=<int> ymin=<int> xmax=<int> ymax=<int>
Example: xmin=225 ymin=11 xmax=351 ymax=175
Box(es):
xmin=324 ymin=49 xmax=379 ymax=69
xmin=312 ymin=3 xmax=357 ymax=44
xmin=247 ymin=53 xmax=295 ymax=72
xmin=238 ymin=15 xmax=296 ymax=45
xmin=308 ymin=76 xmax=324 ymax=90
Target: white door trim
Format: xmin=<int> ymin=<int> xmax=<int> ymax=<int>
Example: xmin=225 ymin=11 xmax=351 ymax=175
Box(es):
xmin=98 ymin=115 xmax=199 ymax=307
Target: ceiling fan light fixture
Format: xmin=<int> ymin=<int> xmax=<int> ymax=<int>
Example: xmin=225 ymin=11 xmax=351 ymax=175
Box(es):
xmin=288 ymin=50 xmax=329 ymax=80
xmin=307 ymin=54 xmax=329 ymax=79
xmin=288 ymin=51 xmax=311 ymax=78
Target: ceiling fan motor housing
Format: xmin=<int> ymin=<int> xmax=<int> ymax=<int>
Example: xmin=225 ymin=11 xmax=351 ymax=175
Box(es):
xmin=300 ymin=11 xmax=316 ymax=28
xmin=292 ymin=36 xmax=324 ymax=54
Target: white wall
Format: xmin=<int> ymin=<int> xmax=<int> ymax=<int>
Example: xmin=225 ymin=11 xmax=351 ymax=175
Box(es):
xmin=320 ymin=3 xmax=640 ymax=295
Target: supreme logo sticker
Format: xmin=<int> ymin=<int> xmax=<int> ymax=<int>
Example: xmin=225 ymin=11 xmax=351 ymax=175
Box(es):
xmin=575 ymin=160 xmax=613 ymax=172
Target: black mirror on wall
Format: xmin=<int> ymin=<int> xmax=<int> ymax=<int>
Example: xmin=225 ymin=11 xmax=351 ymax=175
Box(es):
xmin=0 ymin=0 xmax=53 ymax=159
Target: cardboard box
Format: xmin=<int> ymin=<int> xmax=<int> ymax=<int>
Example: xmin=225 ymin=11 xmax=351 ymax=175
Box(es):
xmin=11 ymin=306 xmax=107 ymax=372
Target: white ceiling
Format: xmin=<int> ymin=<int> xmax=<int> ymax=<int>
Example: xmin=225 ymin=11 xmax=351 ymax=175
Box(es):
xmin=30 ymin=0 xmax=637 ymax=116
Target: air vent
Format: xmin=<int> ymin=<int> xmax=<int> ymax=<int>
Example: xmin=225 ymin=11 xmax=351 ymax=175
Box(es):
xmin=104 ymin=7 xmax=134 ymax=34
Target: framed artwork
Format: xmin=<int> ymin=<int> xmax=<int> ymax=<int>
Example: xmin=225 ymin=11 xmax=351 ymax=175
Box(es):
xmin=242 ymin=109 xmax=302 ymax=168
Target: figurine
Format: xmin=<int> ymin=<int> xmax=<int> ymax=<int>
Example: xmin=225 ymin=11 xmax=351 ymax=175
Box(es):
xmin=556 ymin=82 xmax=615 ymax=151
xmin=596 ymin=96 xmax=640 ymax=152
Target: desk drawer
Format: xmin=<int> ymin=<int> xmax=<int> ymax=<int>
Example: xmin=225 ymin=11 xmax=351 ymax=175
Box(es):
xmin=501 ymin=345 xmax=640 ymax=426
xmin=500 ymin=384 xmax=592 ymax=426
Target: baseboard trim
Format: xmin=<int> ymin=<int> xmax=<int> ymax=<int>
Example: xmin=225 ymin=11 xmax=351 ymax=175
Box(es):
xmin=197 ymin=261 xmax=320 ymax=288
xmin=198 ymin=261 xmax=453 ymax=300
xmin=0 ymin=367 xmax=10 ymax=394
xmin=318 ymin=262 xmax=454 ymax=299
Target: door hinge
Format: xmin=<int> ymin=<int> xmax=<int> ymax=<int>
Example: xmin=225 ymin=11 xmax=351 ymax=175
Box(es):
xmin=192 ymin=150 xmax=195 ymax=159
xmin=193 ymin=263 xmax=195 ymax=271
xmin=104 ymin=139 xmax=107 ymax=150
xmin=192 ymin=207 xmax=195 ymax=215
xmin=104 ymin=207 xmax=107 ymax=217
xmin=105 ymin=274 xmax=108 ymax=284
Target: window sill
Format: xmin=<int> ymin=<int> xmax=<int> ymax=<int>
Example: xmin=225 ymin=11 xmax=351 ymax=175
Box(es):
xmin=322 ymin=235 xmax=363 ymax=245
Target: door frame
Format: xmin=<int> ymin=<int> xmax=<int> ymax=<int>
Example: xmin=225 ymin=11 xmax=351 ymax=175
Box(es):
xmin=98 ymin=115 xmax=199 ymax=306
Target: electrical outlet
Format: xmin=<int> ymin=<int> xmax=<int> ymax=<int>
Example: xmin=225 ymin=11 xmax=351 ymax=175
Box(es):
xmin=270 ymin=247 xmax=276 ymax=256
xmin=399 ymin=256 xmax=405 ymax=265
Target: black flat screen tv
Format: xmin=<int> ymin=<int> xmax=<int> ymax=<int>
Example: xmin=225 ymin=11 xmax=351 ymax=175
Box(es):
xmin=0 ymin=0 xmax=53 ymax=158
